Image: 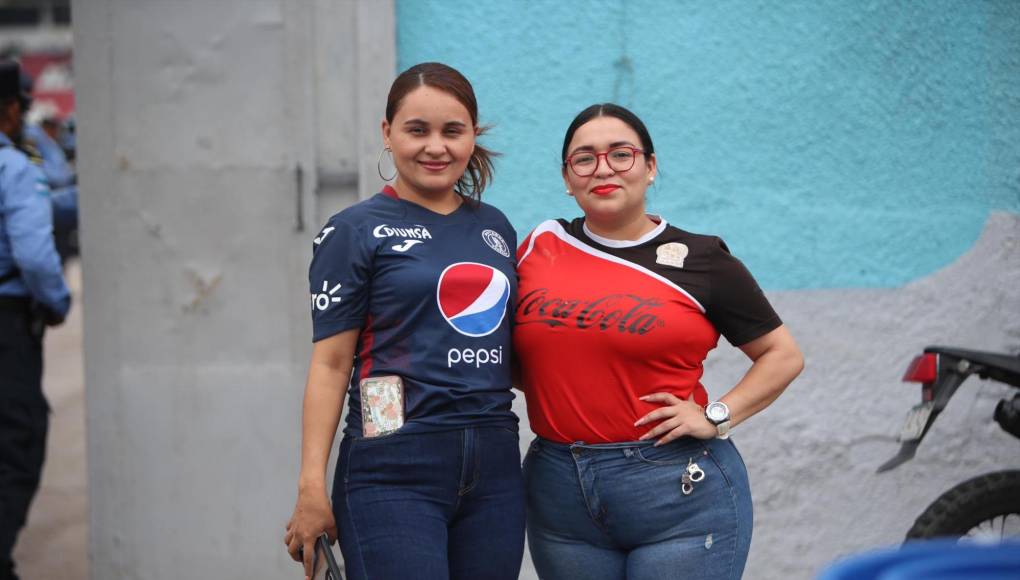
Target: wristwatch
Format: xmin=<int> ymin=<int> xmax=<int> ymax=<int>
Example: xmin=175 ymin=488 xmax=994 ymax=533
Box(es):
xmin=705 ymin=401 xmax=731 ymax=439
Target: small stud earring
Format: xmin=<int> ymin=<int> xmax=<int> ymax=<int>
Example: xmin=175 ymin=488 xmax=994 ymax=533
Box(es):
xmin=567 ymin=190 xmax=572 ymax=196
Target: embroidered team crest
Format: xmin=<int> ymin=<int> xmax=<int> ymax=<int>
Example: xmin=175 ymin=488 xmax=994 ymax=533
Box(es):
xmin=655 ymin=242 xmax=689 ymax=268
xmin=482 ymin=229 xmax=510 ymax=258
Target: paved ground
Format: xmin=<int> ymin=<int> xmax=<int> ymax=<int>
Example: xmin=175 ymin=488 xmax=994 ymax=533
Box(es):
xmin=12 ymin=260 xmax=88 ymax=580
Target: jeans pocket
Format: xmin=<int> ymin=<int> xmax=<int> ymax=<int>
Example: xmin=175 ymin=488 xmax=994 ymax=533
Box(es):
xmin=496 ymin=425 xmax=521 ymax=440
xmin=634 ymin=441 xmax=700 ymax=466
xmin=701 ymin=439 xmax=741 ymax=489
xmin=336 ymin=436 xmax=355 ymax=488
xmin=344 ymin=431 xmax=408 ymax=486
xmin=351 ymin=425 xmax=406 ymax=445
xmin=523 ymin=438 xmax=543 ymax=463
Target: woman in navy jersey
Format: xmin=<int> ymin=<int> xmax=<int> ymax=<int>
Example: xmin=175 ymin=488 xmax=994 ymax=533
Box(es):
xmin=514 ymin=103 xmax=804 ymax=580
xmin=284 ymin=63 xmax=524 ymax=580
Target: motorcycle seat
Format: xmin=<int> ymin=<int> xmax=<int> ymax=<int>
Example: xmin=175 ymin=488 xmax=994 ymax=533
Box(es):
xmin=924 ymin=346 xmax=1020 ymax=377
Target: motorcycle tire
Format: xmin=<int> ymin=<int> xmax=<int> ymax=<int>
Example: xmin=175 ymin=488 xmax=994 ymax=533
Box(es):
xmin=906 ymin=470 xmax=1020 ymax=541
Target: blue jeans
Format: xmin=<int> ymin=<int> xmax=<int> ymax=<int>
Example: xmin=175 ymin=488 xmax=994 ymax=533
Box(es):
xmin=523 ymin=436 xmax=753 ymax=580
xmin=333 ymin=426 xmax=526 ymax=580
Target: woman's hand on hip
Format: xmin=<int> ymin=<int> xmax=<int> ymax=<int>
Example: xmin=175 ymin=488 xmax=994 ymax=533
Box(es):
xmin=635 ymin=392 xmax=716 ymax=445
xmin=284 ymin=487 xmax=337 ymax=579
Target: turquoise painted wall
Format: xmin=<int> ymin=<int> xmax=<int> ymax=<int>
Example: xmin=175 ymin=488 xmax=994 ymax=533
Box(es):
xmin=396 ymin=0 xmax=1020 ymax=290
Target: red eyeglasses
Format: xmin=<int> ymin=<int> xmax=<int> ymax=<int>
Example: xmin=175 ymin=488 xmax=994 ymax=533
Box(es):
xmin=565 ymin=147 xmax=646 ymax=177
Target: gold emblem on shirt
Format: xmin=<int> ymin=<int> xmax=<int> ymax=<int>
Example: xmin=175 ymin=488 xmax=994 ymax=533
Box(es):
xmin=655 ymin=242 xmax=689 ymax=268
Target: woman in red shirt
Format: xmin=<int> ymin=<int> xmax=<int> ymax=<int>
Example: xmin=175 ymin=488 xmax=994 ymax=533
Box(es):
xmin=515 ymin=103 xmax=804 ymax=580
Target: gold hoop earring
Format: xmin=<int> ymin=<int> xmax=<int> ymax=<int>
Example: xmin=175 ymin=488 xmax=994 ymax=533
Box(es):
xmin=377 ymin=147 xmax=397 ymax=182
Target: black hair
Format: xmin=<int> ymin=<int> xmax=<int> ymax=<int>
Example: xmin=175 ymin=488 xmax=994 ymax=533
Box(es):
xmin=561 ymin=103 xmax=655 ymax=167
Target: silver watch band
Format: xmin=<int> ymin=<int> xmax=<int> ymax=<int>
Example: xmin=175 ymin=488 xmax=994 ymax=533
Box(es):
xmin=715 ymin=420 xmax=731 ymax=439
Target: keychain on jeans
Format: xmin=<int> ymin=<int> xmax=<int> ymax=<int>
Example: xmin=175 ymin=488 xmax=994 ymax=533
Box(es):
xmin=681 ymin=458 xmax=705 ymax=495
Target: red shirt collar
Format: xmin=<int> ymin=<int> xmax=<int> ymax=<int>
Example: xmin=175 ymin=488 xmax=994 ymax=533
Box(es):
xmin=381 ymin=185 xmax=400 ymax=199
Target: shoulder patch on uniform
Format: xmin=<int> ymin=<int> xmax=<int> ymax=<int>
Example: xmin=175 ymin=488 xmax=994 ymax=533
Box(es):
xmin=20 ymin=142 xmax=44 ymax=165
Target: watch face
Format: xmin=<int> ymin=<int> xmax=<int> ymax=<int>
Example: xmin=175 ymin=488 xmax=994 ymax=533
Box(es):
xmin=706 ymin=402 xmax=729 ymax=423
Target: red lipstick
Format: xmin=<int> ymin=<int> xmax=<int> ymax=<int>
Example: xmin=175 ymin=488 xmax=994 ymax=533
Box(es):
xmin=590 ymin=184 xmax=620 ymax=196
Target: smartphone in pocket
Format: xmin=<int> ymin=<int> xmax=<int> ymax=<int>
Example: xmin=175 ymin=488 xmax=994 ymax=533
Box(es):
xmin=312 ymin=533 xmax=343 ymax=580
xmin=360 ymin=375 xmax=405 ymax=438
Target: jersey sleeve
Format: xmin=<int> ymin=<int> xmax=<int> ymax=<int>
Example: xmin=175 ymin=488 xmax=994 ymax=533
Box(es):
xmin=308 ymin=216 xmax=373 ymax=342
xmin=706 ymin=238 xmax=782 ymax=346
xmin=517 ymin=220 xmax=562 ymax=265
xmin=516 ymin=228 xmax=534 ymax=263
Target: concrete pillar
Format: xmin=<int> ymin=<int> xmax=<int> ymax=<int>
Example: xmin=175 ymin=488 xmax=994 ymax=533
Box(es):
xmin=71 ymin=1 xmax=393 ymax=577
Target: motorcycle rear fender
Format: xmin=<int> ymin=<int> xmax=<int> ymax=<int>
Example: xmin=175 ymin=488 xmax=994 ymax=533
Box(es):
xmin=877 ymin=353 xmax=970 ymax=473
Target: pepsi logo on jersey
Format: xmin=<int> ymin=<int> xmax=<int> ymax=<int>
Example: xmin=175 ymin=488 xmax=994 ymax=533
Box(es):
xmin=437 ymin=262 xmax=511 ymax=368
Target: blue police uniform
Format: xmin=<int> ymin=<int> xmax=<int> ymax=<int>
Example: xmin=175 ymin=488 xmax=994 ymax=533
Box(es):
xmin=22 ymin=123 xmax=77 ymax=261
xmin=0 ymin=126 xmax=70 ymax=580
xmin=0 ymin=131 xmax=70 ymax=315
xmin=22 ymin=124 xmax=74 ymax=189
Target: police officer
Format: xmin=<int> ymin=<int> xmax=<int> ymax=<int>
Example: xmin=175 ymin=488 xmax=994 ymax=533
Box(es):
xmin=23 ymin=106 xmax=75 ymax=191
xmin=23 ymin=99 xmax=79 ymax=263
xmin=0 ymin=59 xmax=70 ymax=580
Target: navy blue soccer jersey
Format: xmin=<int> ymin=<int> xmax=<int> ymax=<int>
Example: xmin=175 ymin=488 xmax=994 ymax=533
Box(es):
xmin=309 ymin=186 xmax=519 ymax=436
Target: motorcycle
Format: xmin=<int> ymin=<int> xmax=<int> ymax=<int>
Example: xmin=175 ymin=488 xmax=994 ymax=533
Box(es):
xmin=877 ymin=346 xmax=1020 ymax=541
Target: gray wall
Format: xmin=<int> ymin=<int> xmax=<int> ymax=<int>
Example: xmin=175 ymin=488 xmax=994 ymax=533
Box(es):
xmin=73 ymin=1 xmax=392 ymax=577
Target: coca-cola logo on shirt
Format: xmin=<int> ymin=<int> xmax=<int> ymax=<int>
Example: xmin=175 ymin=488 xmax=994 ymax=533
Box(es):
xmin=516 ymin=288 xmax=664 ymax=335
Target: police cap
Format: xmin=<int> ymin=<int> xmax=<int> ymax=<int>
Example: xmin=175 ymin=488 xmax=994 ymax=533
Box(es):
xmin=0 ymin=60 xmax=31 ymax=108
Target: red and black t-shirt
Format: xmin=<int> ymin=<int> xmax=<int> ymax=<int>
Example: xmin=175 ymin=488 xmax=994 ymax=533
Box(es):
xmin=513 ymin=217 xmax=781 ymax=444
